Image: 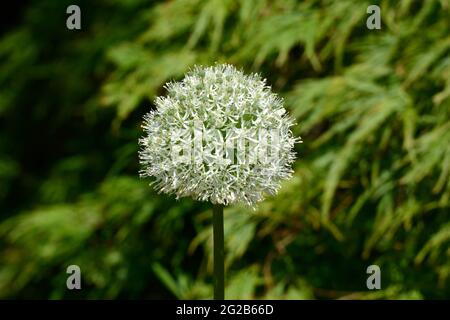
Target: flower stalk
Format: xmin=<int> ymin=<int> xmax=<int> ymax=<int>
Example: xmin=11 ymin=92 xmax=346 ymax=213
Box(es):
xmin=212 ymin=204 xmax=224 ymax=300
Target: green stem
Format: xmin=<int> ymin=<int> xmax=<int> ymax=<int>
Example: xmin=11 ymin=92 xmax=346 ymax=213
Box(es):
xmin=212 ymin=204 xmax=224 ymax=300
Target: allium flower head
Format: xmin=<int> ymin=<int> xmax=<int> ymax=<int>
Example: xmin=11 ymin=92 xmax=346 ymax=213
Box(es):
xmin=139 ymin=64 xmax=300 ymax=206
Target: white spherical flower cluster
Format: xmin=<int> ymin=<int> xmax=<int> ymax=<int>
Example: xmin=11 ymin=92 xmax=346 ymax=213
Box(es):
xmin=139 ymin=64 xmax=300 ymax=206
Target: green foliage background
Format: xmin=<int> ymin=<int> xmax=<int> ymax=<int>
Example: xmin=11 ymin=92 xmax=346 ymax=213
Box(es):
xmin=0 ymin=0 xmax=449 ymax=299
